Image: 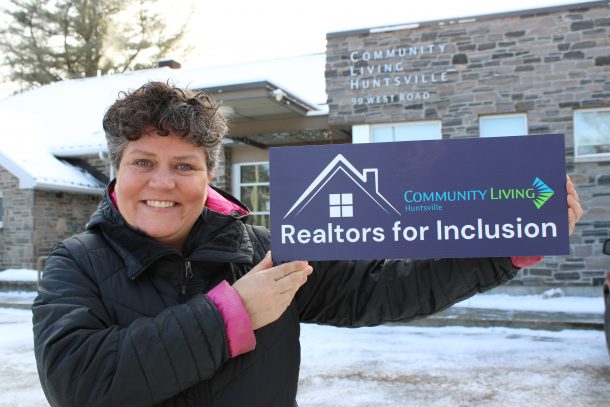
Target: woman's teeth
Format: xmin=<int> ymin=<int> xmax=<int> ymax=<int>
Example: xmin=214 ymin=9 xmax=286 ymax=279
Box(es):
xmin=146 ymin=200 xmax=176 ymax=208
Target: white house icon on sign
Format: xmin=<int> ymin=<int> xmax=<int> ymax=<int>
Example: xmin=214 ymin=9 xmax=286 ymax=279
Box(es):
xmin=283 ymin=154 xmax=400 ymax=219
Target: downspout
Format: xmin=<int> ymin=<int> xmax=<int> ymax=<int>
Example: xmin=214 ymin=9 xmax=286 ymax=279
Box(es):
xmin=31 ymin=188 xmax=37 ymax=270
xmin=98 ymin=150 xmax=115 ymax=180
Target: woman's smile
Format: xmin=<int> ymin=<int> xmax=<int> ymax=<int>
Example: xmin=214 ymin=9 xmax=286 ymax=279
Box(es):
xmin=144 ymin=200 xmax=178 ymax=208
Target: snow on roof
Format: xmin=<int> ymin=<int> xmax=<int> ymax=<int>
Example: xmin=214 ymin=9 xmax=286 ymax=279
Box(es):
xmin=0 ymin=53 xmax=327 ymax=155
xmin=0 ymin=53 xmax=327 ymax=193
xmin=0 ymin=110 xmax=105 ymax=193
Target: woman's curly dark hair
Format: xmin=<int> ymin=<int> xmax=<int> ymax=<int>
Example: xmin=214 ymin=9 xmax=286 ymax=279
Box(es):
xmin=102 ymin=81 xmax=228 ymax=174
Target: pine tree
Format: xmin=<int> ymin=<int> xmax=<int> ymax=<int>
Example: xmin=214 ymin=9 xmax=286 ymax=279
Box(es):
xmin=0 ymin=0 xmax=191 ymax=91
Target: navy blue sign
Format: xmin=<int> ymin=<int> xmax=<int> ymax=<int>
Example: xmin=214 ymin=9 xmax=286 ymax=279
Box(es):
xmin=269 ymin=134 xmax=568 ymax=261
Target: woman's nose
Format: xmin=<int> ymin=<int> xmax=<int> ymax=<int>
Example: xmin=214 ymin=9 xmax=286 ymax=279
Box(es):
xmin=148 ymin=167 xmax=176 ymax=189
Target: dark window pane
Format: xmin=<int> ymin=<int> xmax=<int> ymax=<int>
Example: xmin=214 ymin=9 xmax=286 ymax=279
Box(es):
xmin=240 ymin=164 xmax=270 ymax=183
xmin=240 ymin=185 xmax=270 ymax=212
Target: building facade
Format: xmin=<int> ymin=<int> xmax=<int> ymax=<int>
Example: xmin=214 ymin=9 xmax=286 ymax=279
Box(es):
xmin=1 ymin=2 xmax=608 ymax=289
xmin=325 ymin=1 xmax=610 ymax=287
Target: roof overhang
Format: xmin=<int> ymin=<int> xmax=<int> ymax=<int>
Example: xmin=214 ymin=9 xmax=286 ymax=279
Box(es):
xmin=327 ymin=1 xmax=609 ymax=38
xmin=29 ymin=181 xmax=104 ymax=195
xmin=224 ymin=114 xmax=352 ymax=149
xmin=50 ymin=140 xmax=107 ymax=157
xmin=0 ymin=151 xmax=106 ymax=195
xmin=199 ymin=81 xmax=320 ymax=123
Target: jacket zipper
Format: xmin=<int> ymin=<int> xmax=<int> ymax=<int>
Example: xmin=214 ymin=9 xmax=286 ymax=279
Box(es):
xmin=180 ymin=260 xmax=193 ymax=300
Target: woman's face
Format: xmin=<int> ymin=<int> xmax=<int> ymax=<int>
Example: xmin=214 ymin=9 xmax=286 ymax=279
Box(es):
xmin=115 ymin=130 xmax=212 ymax=250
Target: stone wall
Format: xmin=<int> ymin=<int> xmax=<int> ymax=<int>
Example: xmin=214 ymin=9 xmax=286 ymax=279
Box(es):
xmin=0 ymin=168 xmax=35 ymax=269
xmin=33 ymin=190 xmax=101 ymax=262
xmin=0 ymin=167 xmax=101 ymax=270
xmin=325 ymin=2 xmax=610 ymax=286
xmin=326 ymin=3 xmax=610 ymax=134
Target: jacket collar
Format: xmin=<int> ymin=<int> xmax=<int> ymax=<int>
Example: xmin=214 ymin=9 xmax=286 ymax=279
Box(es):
xmin=87 ymin=181 xmax=255 ymax=279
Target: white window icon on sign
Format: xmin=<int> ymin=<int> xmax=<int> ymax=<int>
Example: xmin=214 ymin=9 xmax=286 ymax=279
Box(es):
xmin=329 ymin=193 xmax=353 ymax=218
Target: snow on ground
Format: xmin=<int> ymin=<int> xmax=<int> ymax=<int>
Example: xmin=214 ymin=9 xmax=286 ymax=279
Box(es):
xmin=0 ymin=309 xmax=46 ymax=407
xmin=0 ymin=269 xmax=607 ymax=405
xmin=1 ymin=308 xmax=608 ymax=407
xmin=0 ymin=291 xmax=37 ymax=305
xmin=297 ymin=323 xmax=610 ymax=406
xmin=454 ymin=292 xmax=604 ymax=314
xmin=0 ymin=269 xmax=39 ymax=282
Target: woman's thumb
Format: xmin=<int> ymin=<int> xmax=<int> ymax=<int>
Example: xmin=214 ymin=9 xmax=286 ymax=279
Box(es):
xmin=249 ymin=251 xmax=273 ymax=273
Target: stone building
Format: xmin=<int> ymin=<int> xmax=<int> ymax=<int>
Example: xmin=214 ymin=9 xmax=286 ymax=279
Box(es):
xmin=0 ymin=54 xmax=335 ymax=269
xmin=0 ymin=1 xmax=608 ymax=289
xmin=325 ymin=0 xmax=610 ymax=288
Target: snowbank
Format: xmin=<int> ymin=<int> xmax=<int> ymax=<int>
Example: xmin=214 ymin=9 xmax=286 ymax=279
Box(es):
xmin=0 ymin=269 xmax=39 ymax=282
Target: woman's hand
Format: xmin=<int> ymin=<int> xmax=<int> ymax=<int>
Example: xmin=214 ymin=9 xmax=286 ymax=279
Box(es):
xmin=232 ymin=252 xmax=313 ymax=330
xmin=566 ymin=175 xmax=583 ymax=235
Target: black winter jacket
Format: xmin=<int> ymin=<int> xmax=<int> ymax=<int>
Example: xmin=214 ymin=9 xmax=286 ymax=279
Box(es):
xmin=33 ymin=186 xmax=519 ymax=407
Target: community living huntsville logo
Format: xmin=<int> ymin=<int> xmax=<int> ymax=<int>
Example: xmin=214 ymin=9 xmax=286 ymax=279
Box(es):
xmin=283 ymin=154 xmax=556 ymax=222
xmin=403 ymin=175 xmax=555 ymax=213
xmin=532 ymin=177 xmax=555 ymax=209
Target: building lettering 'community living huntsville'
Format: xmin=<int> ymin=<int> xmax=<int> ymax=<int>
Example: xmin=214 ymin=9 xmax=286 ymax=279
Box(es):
xmin=0 ymin=1 xmax=609 ymax=290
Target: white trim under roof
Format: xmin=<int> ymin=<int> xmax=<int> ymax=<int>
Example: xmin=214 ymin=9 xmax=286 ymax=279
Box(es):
xmin=0 ymin=151 xmax=105 ymax=194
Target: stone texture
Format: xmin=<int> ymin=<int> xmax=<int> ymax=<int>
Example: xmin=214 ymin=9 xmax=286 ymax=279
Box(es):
xmin=325 ymin=3 xmax=610 ymax=287
xmin=0 ymin=167 xmax=102 ymax=269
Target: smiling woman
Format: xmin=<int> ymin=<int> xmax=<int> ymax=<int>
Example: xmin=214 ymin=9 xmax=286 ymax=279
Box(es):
xmin=31 ymin=81 xmax=582 ymax=407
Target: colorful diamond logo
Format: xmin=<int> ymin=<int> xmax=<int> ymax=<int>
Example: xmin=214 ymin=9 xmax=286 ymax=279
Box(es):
xmin=532 ymin=177 xmax=554 ymax=209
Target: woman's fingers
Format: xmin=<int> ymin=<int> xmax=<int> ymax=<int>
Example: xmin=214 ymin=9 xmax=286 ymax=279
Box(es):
xmin=566 ymin=176 xmax=583 ymax=235
xmin=249 ymin=251 xmax=273 ymax=273
xmin=270 ymin=261 xmax=309 ymax=281
xmin=233 ymin=258 xmax=313 ymax=330
xmin=275 ymin=265 xmax=313 ymax=294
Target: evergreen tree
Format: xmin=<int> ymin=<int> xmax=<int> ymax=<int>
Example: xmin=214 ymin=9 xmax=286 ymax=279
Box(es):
xmin=0 ymin=0 xmax=191 ymax=91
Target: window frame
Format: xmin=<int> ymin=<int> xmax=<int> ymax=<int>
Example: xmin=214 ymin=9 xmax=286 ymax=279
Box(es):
xmin=370 ymin=120 xmax=443 ymax=143
xmin=573 ymin=107 xmax=610 ymax=162
xmin=479 ymin=113 xmax=528 ymax=138
xmin=353 ymin=121 xmax=442 ymax=144
xmin=0 ymin=191 xmax=3 ymax=229
xmin=231 ymin=161 xmax=270 ymax=227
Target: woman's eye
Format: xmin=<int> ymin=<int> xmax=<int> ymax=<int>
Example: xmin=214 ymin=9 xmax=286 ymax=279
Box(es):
xmin=177 ymin=163 xmax=194 ymax=171
xmin=134 ymin=159 xmax=152 ymax=168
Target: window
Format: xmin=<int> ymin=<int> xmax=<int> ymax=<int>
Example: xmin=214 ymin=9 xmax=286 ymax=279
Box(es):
xmin=480 ymin=114 xmax=527 ymax=137
xmin=329 ymin=193 xmax=353 ymax=218
xmin=372 ymin=121 xmax=442 ymax=143
xmin=574 ymin=108 xmax=610 ymax=161
xmin=353 ymin=121 xmax=442 ymax=144
xmin=232 ymin=162 xmax=270 ymax=228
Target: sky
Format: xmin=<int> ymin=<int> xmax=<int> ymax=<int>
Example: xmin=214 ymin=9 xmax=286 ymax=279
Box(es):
xmin=178 ymin=0 xmax=590 ymax=69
